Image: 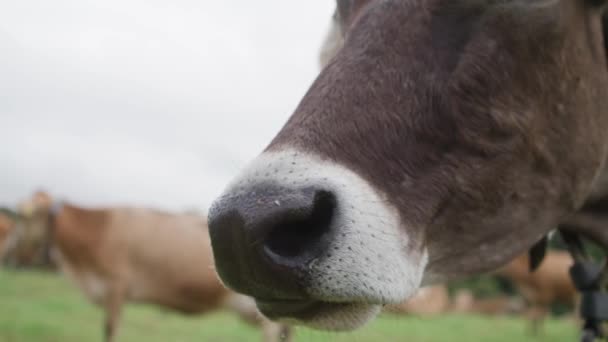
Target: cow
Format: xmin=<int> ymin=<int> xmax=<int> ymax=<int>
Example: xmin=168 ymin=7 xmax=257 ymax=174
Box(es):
xmin=450 ymin=289 xmax=524 ymax=316
xmin=15 ymin=192 xmax=291 ymax=342
xmin=494 ymin=251 xmax=577 ymax=331
xmin=384 ymin=285 xmax=450 ymax=316
xmin=206 ymin=0 xmax=608 ymax=332
xmin=0 ymin=211 xmax=14 ymax=262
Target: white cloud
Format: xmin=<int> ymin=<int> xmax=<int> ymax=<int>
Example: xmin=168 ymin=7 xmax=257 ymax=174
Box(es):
xmin=0 ymin=0 xmax=334 ymax=211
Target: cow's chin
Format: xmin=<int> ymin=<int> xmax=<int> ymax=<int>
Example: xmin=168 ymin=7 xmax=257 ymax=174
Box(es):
xmin=256 ymin=299 xmax=381 ymax=331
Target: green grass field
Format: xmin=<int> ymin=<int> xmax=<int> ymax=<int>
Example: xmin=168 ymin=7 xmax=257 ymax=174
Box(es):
xmin=0 ymin=269 xmax=578 ymax=342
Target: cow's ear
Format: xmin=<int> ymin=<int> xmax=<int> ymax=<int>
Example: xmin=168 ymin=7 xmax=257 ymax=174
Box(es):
xmin=336 ymin=0 xmax=374 ymax=32
xmin=336 ymin=0 xmax=355 ymax=19
xmin=319 ymin=10 xmax=344 ymax=68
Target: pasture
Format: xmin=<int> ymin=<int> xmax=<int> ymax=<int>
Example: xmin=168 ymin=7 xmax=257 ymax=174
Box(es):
xmin=0 ymin=269 xmax=578 ymax=342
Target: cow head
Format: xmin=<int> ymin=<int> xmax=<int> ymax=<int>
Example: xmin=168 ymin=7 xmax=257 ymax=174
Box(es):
xmin=2 ymin=191 xmax=55 ymax=268
xmin=208 ymin=0 xmax=608 ymax=330
xmin=19 ymin=191 xmax=54 ymax=218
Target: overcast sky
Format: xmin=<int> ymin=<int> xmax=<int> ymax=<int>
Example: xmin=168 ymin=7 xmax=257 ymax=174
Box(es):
xmin=0 ymin=1 xmax=334 ymax=211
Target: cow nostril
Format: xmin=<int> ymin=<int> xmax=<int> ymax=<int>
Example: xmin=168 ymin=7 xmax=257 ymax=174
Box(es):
xmin=264 ymin=191 xmax=336 ymax=261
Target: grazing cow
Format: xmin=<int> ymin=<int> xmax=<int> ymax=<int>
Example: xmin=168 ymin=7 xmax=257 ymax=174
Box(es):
xmin=495 ymin=251 xmax=577 ymax=331
xmin=384 ymin=285 xmax=450 ymax=316
xmin=16 ymin=192 xmax=291 ymax=342
xmin=450 ymin=289 xmax=524 ymax=316
xmin=207 ymin=0 xmax=608 ymax=331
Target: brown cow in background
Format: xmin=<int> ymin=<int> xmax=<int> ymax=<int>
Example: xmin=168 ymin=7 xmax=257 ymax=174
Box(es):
xmin=384 ymin=251 xmax=575 ymax=325
xmin=14 ymin=191 xmax=291 ymax=342
xmin=384 ymin=285 xmax=450 ymax=316
xmin=386 ymin=285 xmax=523 ymax=318
xmin=494 ymin=251 xmax=577 ymax=331
xmin=450 ymin=289 xmax=524 ymax=317
xmin=0 ymin=212 xmax=14 ymax=261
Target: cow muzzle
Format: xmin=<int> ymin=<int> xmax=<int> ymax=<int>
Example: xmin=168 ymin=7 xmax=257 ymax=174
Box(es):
xmin=208 ymin=149 xmax=427 ymax=330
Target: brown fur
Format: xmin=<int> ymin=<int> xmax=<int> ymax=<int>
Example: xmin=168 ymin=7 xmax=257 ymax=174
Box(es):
xmin=18 ymin=192 xmax=291 ymax=342
xmin=494 ymin=251 xmax=577 ymax=330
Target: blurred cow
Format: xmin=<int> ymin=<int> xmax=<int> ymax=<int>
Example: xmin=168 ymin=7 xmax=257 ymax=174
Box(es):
xmin=0 ymin=211 xmax=15 ymax=262
xmin=450 ymin=289 xmax=524 ymax=316
xmin=494 ymin=251 xmax=577 ymax=331
xmin=16 ymin=191 xmax=291 ymax=342
xmin=384 ymin=285 xmax=450 ymax=316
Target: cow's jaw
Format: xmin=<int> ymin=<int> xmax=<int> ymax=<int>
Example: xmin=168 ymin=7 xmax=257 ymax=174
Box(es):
xmin=209 ymin=148 xmax=428 ymax=330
